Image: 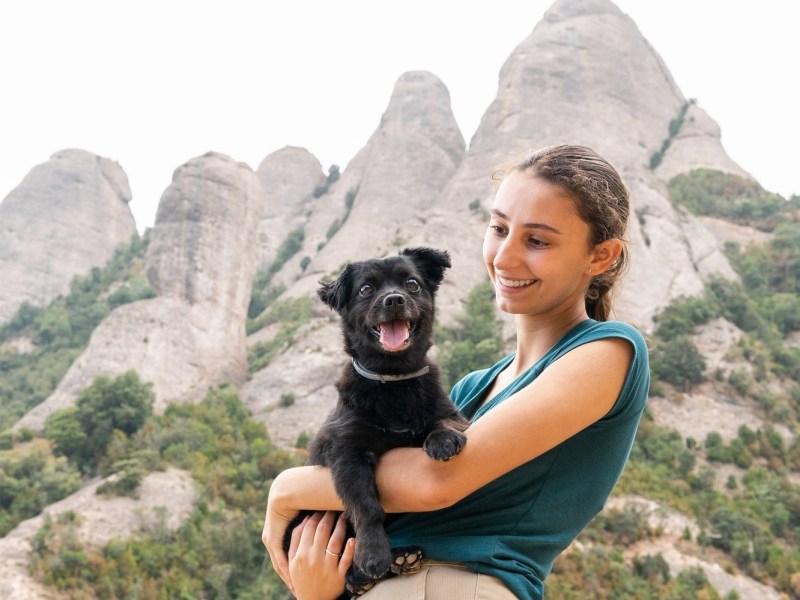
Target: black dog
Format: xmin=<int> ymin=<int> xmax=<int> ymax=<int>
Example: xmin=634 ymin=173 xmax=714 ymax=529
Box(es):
xmin=286 ymin=247 xmax=469 ymax=595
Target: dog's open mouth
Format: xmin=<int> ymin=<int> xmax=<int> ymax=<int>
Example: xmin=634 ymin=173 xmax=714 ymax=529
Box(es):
xmin=372 ymin=320 xmax=413 ymax=352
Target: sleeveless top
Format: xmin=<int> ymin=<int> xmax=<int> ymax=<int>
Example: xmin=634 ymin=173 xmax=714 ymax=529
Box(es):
xmin=386 ymin=319 xmax=650 ymax=600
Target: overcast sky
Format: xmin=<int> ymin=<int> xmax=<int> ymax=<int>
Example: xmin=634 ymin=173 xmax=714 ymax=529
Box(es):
xmin=1 ymin=1 xmax=797 ymax=231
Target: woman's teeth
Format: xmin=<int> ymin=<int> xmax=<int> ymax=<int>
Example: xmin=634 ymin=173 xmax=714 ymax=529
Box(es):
xmin=499 ymin=277 xmax=534 ymax=288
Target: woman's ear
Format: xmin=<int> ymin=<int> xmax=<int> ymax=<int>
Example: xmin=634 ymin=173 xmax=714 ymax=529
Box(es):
xmin=587 ymin=238 xmax=624 ymax=275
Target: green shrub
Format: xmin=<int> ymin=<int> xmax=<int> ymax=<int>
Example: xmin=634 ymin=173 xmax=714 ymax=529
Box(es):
xmin=247 ymin=296 xmax=313 ymax=370
xmin=44 ymin=371 xmax=154 ymax=473
xmin=30 ymin=386 xmax=302 ymax=599
xmin=650 ymin=335 xmax=705 ymax=390
xmin=667 ymin=169 xmax=786 ymax=229
xmin=0 ymin=234 xmax=150 ymax=430
xmin=0 ymin=440 xmax=81 ymax=536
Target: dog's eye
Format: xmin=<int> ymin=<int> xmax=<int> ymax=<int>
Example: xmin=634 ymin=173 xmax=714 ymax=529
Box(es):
xmin=404 ymin=279 xmax=421 ymax=293
xmin=359 ymin=284 xmax=374 ymax=297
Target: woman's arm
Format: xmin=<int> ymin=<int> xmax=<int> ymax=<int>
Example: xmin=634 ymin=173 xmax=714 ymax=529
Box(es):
xmin=378 ymin=337 xmax=633 ymax=509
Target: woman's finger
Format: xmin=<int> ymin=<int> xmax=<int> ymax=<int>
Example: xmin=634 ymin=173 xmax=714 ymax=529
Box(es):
xmin=326 ymin=512 xmax=347 ymax=556
xmin=338 ymin=538 xmax=356 ymax=576
xmin=267 ymin=547 xmax=292 ymax=594
xmin=314 ymin=511 xmax=337 ymax=553
xmin=288 ymin=515 xmax=309 ymax=561
xmin=298 ymin=512 xmax=323 ymax=552
xmin=262 ymin=500 xmax=301 ymax=592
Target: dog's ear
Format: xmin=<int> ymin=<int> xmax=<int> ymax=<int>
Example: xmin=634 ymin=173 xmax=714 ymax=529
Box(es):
xmin=317 ymin=264 xmax=354 ymax=312
xmin=401 ymin=247 xmax=451 ymax=291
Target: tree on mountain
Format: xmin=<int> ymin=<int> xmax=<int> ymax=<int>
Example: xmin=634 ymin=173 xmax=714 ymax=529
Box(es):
xmin=45 ymin=371 xmax=153 ymax=473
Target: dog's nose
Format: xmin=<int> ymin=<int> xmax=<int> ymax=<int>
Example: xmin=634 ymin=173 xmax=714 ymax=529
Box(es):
xmin=383 ymin=293 xmax=405 ymax=308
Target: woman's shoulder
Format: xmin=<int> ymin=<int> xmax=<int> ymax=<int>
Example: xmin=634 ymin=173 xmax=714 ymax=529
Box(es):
xmin=553 ymin=319 xmax=649 ymax=377
xmin=578 ymin=319 xmax=648 ymax=350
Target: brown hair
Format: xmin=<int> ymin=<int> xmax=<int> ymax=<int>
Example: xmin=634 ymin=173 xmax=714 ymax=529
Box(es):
xmin=493 ymin=145 xmax=630 ymax=321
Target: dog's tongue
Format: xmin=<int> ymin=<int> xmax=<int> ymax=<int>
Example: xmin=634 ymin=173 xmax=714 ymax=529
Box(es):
xmin=379 ymin=320 xmax=410 ymax=351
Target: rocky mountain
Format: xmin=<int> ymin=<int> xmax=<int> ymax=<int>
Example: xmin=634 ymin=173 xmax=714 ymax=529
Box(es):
xmin=0 ymin=149 xmax=137 ymax=324
xmin=15 ymin=152 xmax=263 ymax=430
xmin=1 ymin=0 xmax=796 ymax=598
xmin=242 ymin=0 xmax=748 ymax=445
xmin=254 ymin=146 xmax=326 ymax=272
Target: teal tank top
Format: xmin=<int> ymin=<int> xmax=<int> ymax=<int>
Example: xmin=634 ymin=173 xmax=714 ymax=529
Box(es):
xmin=386 ymin=319 xmax=650 ymax=600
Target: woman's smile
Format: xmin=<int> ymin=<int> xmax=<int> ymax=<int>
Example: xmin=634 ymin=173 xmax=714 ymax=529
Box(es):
xmin=497 ymin=276 xmax=536 ymax=289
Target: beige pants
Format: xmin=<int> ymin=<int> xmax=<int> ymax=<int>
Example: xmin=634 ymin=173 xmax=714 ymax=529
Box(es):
xmin=359 ymin=562 xmax=517 ymax=599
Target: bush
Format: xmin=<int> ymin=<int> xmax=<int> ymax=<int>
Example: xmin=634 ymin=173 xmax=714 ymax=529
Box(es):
xmin=45 ymin=371 xmax=154 ymax=473
xmin=667 ymin=169 xmax=786 ymax=229
xmin=30 ymin=386 xmax=302 ymax=599
xmin=650 ymin=335 xmax=705 ymax=389
xmin=653 ymin=295 xmax=718 ymax=340
xmin=0 ymin=440 xmax=81 ymax=536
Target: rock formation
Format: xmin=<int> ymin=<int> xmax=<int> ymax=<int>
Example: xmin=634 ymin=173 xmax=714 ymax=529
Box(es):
xmin=255 ymin=146 xmax=326 ymax=271
xmin=15 ymin=153 xmax=263 ymax=429
xmin=655 ymin=103 xmax=753 ymax=183
xmin=0 ymin=149 xmax=137 ymax=325
xmin=286 ymin=70 xmax=466 ymax=291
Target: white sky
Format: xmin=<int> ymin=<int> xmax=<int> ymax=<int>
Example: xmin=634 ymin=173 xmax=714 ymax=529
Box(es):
xmin=1 ymin=1 xmax=797 ymax=231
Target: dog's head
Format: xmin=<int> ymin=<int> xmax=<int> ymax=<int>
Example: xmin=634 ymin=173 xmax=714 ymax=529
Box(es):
xmin=318 ymin=247 xmax=451 ymax=367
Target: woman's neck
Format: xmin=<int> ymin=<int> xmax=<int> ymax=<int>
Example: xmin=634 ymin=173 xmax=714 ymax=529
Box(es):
xmin=509 ymin=308 xmax=589 ymax=377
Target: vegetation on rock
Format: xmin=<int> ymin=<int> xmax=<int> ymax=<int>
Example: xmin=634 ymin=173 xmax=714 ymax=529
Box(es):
xmin=0 ymin=234 xmax=153 ymax=430
xmin=28 ymin=384 xmax=300 ymax=598
xmin=667 ymin=168 xmax=792 ymax=230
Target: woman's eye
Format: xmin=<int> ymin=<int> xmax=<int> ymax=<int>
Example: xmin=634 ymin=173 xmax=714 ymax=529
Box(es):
xmin=405 ymin=279 xmax=421 ymax=293
xmin=528 ymin=237 xmax=548 ymax=248
xmin=489 ymin=224 xmax=506 ymax=236
xmin=359 ymin=284 xmax=374 ymax=297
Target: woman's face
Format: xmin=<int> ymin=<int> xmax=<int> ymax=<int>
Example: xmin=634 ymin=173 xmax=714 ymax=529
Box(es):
xmin=482 ymin=171 xmax=595 ymax=318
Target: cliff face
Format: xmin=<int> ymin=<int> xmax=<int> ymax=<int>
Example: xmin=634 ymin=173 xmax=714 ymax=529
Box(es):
xmin=0 ymin=149 xmax=137 ymax=324
xmin=255 ymin=146 xmax=326 ymax=271
xmin=15 ymin=153 xmax=263 ymax=429
xmin=280 ymin=70 xmax=466 ymax=295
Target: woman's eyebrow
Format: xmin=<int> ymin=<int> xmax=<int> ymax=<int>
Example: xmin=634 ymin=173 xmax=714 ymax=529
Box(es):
xmin=490 ymin=209 xmax=562 ymax=234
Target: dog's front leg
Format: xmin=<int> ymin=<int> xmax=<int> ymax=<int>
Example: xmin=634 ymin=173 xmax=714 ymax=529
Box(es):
xmin=329 ymin=448 xmax=392 ymax=580
xmin=423 ymin=414 xmax=468 ymax=461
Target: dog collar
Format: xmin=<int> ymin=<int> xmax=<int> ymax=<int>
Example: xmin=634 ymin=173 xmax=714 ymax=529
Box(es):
xmin=352 ymin=358 xmax=430 ymax=383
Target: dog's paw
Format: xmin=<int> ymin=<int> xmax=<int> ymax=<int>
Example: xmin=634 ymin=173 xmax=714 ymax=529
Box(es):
xmin=389 ymin=546 xmax=423 ymax=575
xmin=423 ymin=428 xmax=467 ymax=461
xmin=345 ymin=574 xmax=378 ymax=598
xmin=354 ymin=532 xmax=392 ymax=578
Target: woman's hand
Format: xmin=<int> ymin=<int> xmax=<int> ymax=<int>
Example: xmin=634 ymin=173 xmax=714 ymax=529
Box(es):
xmin=288 ymin=511 xmax=355 ymax=600
xmin=262 ymin=474 xmax=301 ymax=592
xmin=262 ymin=466 xmax=348 ymax=592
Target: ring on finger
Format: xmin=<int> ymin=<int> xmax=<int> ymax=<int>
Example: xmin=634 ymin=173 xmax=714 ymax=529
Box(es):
xmin=325 ymin=548 xmax=343 ymax=558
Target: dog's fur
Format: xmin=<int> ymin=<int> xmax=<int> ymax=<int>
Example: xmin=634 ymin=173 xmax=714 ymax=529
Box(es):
xmin=286 ymin=247 xmax=469 ymax=593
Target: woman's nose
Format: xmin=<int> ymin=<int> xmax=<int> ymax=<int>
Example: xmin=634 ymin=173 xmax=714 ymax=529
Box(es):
xmin=493 ymin=237 xmax=519 ymax=269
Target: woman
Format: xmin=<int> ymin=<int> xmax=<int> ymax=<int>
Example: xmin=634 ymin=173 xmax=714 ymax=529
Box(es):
xmin=263 ymin=144 xmax=650 ymax=599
